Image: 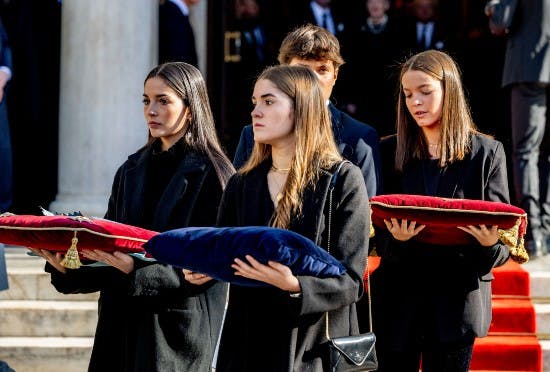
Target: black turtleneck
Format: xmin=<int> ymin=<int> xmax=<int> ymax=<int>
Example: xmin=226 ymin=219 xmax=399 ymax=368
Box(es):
xmin=142 ymin=139 xmax=188 ymax=229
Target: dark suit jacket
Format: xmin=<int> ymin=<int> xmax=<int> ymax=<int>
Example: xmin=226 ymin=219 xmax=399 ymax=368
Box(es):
xmin=159 ymin=1 xmax=198 ymax=66
xmin=290 ymin=0 xmax=348 ymax=40
xmin=490 ymin=0 xmax=550 ymax=85
xmin=233 ymin=104 xmax=381 ymax=197
xmin=216 ymin=160 xmax=369 ymax=371
xmin=371 ymin=133 xmax=511 ymax=351
xmin=47 ymin=145 xmax=226 ymax=372
xmin=403 ymin=19 xmax=449 ymax=54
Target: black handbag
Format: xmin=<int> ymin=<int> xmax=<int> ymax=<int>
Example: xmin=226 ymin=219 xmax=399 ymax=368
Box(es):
xmin=326 ymin=162 xmax=378 ymax=372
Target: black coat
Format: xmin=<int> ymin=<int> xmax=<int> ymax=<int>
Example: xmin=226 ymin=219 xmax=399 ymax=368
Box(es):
xmin=372 ymin=134 xmax=511 ymax=352
xmin=46 ymin=145 xmax=226 ymax=372
xmin=215 ymin=160 xmax=370 ymax=372
xmin=233 ymin=104 xmax=381 ymax=197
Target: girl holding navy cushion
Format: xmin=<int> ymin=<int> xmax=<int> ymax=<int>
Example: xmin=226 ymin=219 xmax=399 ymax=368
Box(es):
xmin=372 ymin=50 xmax=511 ymax=371
xmin=187 ymin=65 xmax=369 ymax=371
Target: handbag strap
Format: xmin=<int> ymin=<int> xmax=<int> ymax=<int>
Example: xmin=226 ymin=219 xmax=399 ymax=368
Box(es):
xmin=325 ymin=161 xmax=373 ymax=340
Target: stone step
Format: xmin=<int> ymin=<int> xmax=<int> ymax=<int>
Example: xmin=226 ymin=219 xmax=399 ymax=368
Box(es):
xmin=2 ymin=264 xmax=99 ymax=301
xmin=0 ymin=336 xmax=92 ymax=372
xmin=531 ymin=271 xmax=550 ymax=300
xmin=542 ymin=340 xmax=550 ymax=371
xmin=3 ymin=246 xmax=98 ymax=301
xmin=535 ymin=303 xmax=550 ymax=336
xmin=0 ymin=300 xmax=97 ymax=337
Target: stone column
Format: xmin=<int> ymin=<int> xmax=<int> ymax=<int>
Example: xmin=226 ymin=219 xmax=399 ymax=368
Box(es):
xmin=189 ymin=0 xmax=208 ymax=74
xmin=50 ymin=0 xmax=157 ymax=217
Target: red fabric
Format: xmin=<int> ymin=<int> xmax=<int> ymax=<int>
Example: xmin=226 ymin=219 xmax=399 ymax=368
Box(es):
xmin=492 ymin=260 xmax=531 ymax=296
xmin=471 ymin=336 xmax=542 ymax=371
xmin=370 ymin=194 xmax=527 ymax=246
xmin=0 ymin=214 xmax=158 ymax=253
xmin=490 ymin=298 xmax=536 ymax=333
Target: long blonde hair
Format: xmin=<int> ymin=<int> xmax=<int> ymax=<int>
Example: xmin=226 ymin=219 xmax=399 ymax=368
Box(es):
xmin=395 ymin=50 xmax=478 ymax=171
xmin=240 ymin=65 xmax=342 ymax=228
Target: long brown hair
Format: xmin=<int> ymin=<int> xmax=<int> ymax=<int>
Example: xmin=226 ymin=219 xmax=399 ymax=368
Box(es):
xmin=144 ymin=62 xmax=234 ymax=187
xmin=395 ymin=50 xmax=477 ymax=171
xmin=240 ymin=65 xmax=342 ymax=228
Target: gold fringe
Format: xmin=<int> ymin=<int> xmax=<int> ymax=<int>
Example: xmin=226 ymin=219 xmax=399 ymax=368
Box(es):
xmin=509 ymin=237 xmax=529 ymax=264
xmin=498 ymin=217 xmax=529 ymax=264
xmin=61 ymin=231 xmax=82 ymax=269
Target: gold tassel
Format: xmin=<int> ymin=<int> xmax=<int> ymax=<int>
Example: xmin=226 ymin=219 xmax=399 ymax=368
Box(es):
xmin=498 ymin=218 xmax=529 ymax=264
xmin=369 ymin=208 xmax=375 ymax=238
xmin=61 ymin=231 xmax=82 ymax=269
xmin=509 ymin=237 xmax=529 ymax=264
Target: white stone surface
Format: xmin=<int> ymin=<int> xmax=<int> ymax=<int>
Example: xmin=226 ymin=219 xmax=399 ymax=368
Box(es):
xmin=0 ymin=337 xmax=93 ymax=372
xmin=542 ymin=340 xmax=550 ymax=372
xmin=50 ymin=0 xmax=158 ymax=217
xmin=189 ymin=0 xmax=208 ymax=74
xmin=0 ymin=300 xmax=97 ymax=337
xmin=535 ymin=303 xmax=550 ymax=335
xmin=530 ymin=271 xmax=550 ymax=299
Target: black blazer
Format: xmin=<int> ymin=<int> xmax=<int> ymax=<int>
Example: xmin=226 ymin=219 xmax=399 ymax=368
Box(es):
xmin=372 ymin=133 xmax=511 ymax=351
xmin=215 ymin=160 xmax=370 ymax=371
xmin=159 ymin=1 xmax=198 ymax=66
xmin=47 ymin=145 xmax=226 ymax=372
xmin=233 ymin=104 xmax=382 ymax=197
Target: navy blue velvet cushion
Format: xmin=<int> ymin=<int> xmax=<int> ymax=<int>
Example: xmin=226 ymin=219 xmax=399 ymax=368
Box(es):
xmin=143 ymin=226 xmax=346 ymax=287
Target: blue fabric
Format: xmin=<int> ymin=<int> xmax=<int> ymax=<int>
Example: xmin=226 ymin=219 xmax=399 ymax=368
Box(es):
xmin=144 ymin=226 xmax=346 ymax=287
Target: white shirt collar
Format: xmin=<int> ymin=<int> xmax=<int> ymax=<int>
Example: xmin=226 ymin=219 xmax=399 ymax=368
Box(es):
xmin=169 ymin=0 xmax=189 ymax=16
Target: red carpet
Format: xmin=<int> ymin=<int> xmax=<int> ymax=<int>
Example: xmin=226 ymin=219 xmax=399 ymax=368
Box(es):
xmin=366 ymin=257 xmax=542 ymax=371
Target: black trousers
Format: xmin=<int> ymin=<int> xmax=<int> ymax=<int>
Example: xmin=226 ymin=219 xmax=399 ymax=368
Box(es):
xmin=376 ymin=338 xmax=474 ymax=372
xmin=510 ymin=82 xmax=550 ymax=243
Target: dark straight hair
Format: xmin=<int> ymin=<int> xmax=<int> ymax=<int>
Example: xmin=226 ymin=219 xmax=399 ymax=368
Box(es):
xmin=145 ymin=62 xmax=235 ymax=187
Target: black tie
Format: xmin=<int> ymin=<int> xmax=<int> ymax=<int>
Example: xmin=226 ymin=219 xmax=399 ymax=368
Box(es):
xmin=321 ymin=12 xmax=328 ymax=30
xmin=418 ymin=23 xmax=427 ymax=49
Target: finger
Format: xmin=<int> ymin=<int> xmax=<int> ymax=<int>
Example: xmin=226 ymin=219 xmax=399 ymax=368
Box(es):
xmin=414 ymin=224 xmax=426 ymax=234
xmin=267 ymin=260 xmax=287 ymax=271
xmin=383 ymin=219 xmax=392 ymax=229
xmin=244 ymin=255 xmax=263 ymax=268
xmin=400 ymin=219 xmax=408 ymax=231
xmin=233 ymin=258 xmax=252 ymax=270
xmin=409 ymin=221 xmax=417 ymax=231
xmin=390 ymin=218 xmax=399 ymax=228
xmin=193 ymin=276 xmax=211 ymax=285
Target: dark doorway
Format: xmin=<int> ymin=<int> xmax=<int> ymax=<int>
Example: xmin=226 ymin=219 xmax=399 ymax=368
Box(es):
xmin=0 ymin=0 xmax=61 ymax=214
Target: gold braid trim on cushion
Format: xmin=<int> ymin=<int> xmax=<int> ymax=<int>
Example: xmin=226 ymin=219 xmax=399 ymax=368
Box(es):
xmin=60 ymin=231 xmax=83 ymax=269
xmin=498 ymin=217 xmax=529 ymax=264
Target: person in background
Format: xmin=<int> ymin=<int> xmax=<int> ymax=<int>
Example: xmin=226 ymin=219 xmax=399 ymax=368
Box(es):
xmin=159 ymin=0 xmax=200 ymax=66
xmin=223 ymin=0 xmax=271 ymax=157
xmin=346 ymin=0 xmax=404 ymax=137
xmin=33 ymin=62 xmax=234 ymax=372
xmin=0 ymin=18 xmax=13 ymax=213
xmin=233 ymin=24 xmax=381 ymax=196
xmin=404 ymin=0 xmax=448 ymax=53
xmin=372 ymin=50 xmax=510 ymax=371
xmin=486 ymin=0 xmax=550 ymax=257
xmin=203 ymin=64 xmax=369 ymax=371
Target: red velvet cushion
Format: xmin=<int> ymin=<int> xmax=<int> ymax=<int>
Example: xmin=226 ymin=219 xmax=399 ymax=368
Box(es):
xmin=370 ymin=194 xmax=528 ymax=263
xmin=0 ymin=214 xmax=158 ymax=254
